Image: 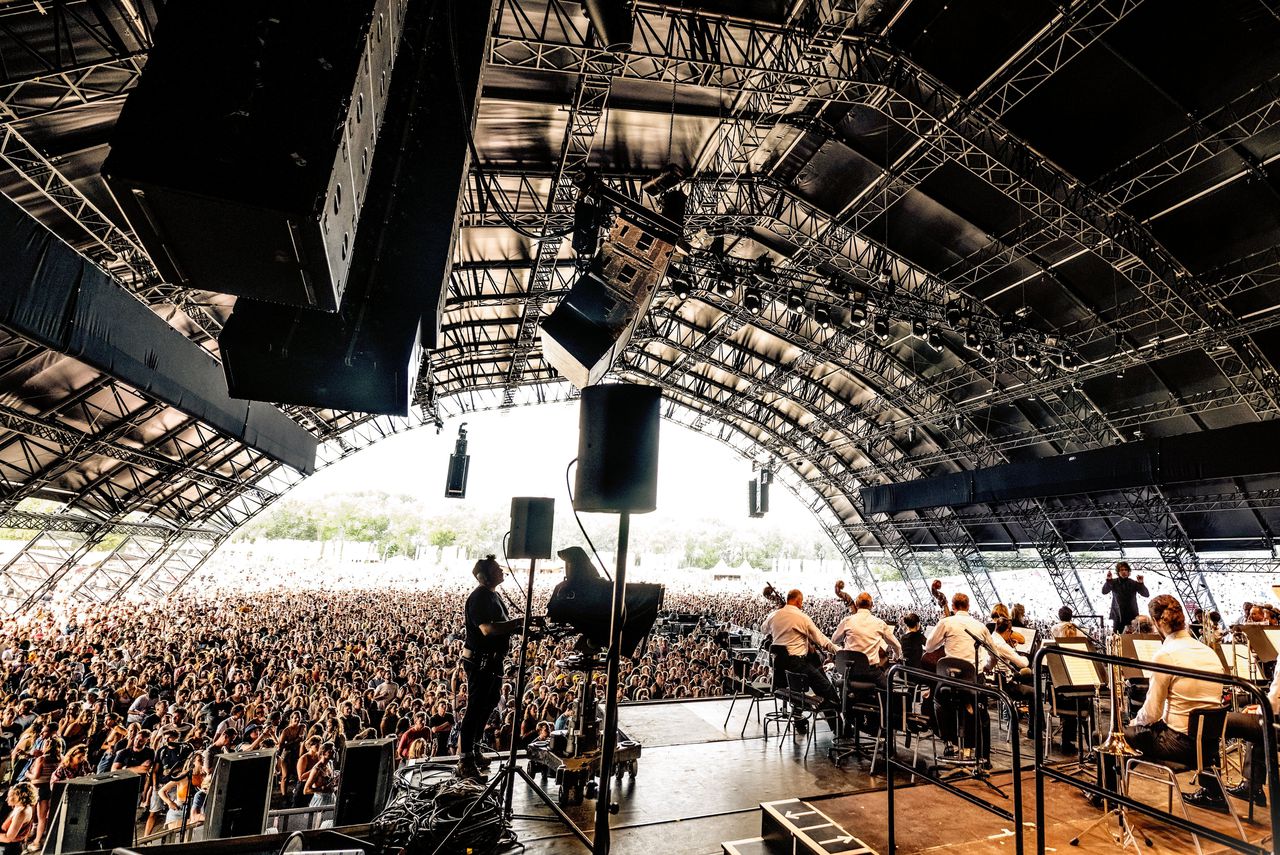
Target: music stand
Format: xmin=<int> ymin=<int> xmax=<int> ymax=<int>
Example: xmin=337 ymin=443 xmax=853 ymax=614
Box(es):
xmin=1117 ymin=634 xmax=1163 ymax=681
xmin=1042 ymin=638 xmax=1104 ymax=774
xmin=1238 ymin=624 xmax=1280 ymax=663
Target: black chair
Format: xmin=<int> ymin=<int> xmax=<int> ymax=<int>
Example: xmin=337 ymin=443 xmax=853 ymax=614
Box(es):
xmin=784 ymin=669 xmax=839 ymax=758
xmin=1125 ymin=706 xmax=1245 ymax=853
xmin=933 ymin=656 xmax=987 ymax=766
xmin=829 ymin=651 xmax=881 ymax=769
xmin=722 ymin=654 xmax=769 ymax=735
xmin=762 ymin=645 xmax=795 ymax=739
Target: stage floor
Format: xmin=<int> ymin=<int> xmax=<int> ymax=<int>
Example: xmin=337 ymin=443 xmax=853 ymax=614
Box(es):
xmin=503 ymin=698 xmax=1273 ymax=855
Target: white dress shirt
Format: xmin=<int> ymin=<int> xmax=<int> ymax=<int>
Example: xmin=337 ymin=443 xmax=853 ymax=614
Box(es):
xmin=761 ymin=604 xmax=837 ymax=657
xmin=832 ymin=609 xmax=902 ymax=662
xmin=989 ymin=632 xmax=1029 ymax=670
xmin=1131 ymin=629 xmax=1224 ymax=735
xmin=924 ymin=610 xmax=995 ymax=667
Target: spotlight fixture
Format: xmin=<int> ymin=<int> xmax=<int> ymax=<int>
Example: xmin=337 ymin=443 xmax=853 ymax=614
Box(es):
xmin=878 ymin=266 xmax=892 ymax=285
xmin=715 ymin=272 xmax=738 ymax=299
xmin=1059 ymin=351 xmax=1079 ymax=371
xmin=849 ymin=304 xmax=868 ymax=327
xmin=923 ymin=326 xmax=939 ymax=346
xmin=964 ymin=329 xmax=981 ymax=349
xmin=912 ymin=318 xmax=927 ymax=338
xmin=743 ymin=288 xmax=763 ymax=314
xmin=945 ymin=303 xmax=968 ymax=327
xmin=669 ymin=267 xmax=691 ymax=300
xmin=1013 ymin=339 xmax=1029 ymax=360
xmin=787 ymin=291 xmax=806 ymax=315
xmin=873 ymin=316 xmax=891 ymax=341
xmin=980 ymin=340 xmax=996 ymax=360
xmin=1027 ymin=353 xmax=1044 ymax=373
xmin=814 ymin=305 xmax=832 ymax=329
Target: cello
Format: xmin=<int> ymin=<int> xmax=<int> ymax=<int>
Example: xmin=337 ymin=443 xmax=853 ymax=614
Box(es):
xmin=921 ymin=580 xmax=950 ymax=669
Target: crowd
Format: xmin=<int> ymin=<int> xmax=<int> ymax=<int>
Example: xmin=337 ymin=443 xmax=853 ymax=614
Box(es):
xmin=0 ymin=560 xmax=1272 ymax=850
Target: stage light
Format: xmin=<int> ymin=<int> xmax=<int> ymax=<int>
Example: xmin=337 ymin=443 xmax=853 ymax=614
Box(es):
xmin=965 ymin=330 xmax=981 ymax=349
xmin=1013 ymin=340 xmax=1029 ymax=360
xmin=873 ymin=316 xmax=891 ymax=341
xmin=669 ymin=267 xmax=691 ymax=300
xmin=814 ymin=305 xmax=832 ymax=329
xmin=743 ymin=288 xmax=763 ymax=314
xmin=980 ymin=340 xmax=996 ymax=360
xmin=912 ymin=318 xmax=927 ymax=338
xmin=1028 ymin=353 xmax=1044 ymax=373
xmin=878 ymin=266 xmax=891 ymax=285
xmin=1060 ymin=351 xmax=1079 ymax=371
xmin=583 ymin=0 xmax=634 ymax=50
xmin=923 ymin=326 xmax=939 ymax=346
xmin=945 ymin=304 xmax=964 ymax=327
xmin=715 ymin=271 xmax=738 ymax=299
xmin=849 ymin=305 xmax=868 ymax=327
xmin=907 ymin=425 xmax=917 ymax=443
xmin=787 ymin=291 xmax=806 ymax=315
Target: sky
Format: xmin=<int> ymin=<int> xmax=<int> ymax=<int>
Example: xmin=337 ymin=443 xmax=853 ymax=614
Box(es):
xmin=289 ymin=400 xmax=823 ymax=531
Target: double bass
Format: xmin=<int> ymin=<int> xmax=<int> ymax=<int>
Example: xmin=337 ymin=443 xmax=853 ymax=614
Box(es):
xmin=921 ymin=580 xmax=950 ymax=669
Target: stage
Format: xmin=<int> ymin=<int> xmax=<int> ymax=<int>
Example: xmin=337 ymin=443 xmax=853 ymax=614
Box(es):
xmin=500 ymin=697 xmax=1274 ymax=855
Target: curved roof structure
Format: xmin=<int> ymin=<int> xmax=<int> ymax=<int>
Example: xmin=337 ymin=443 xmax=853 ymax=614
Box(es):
xmin=0 ymin=0 xmax=1278 ymax=614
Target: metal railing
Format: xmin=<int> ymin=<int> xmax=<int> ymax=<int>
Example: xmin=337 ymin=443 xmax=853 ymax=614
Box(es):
xmin=884 ymin=663 xmax=1025 ymax=855
xmin=1032 ymin=644 xmax=1280 ymax=854
xmin=130 ymin=804 xmax=335 ymax=848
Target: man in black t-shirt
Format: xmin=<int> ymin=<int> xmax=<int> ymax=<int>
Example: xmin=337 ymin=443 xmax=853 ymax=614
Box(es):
xmin=456 ymin=556 xmax=523 ymax=779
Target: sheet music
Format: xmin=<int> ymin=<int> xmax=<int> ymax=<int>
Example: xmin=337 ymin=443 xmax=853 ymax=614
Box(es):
xmin=1014 ymin=630 xmax=1038 ymax=655
xmin=1063 ymin=654 xmax=1102 ymax=687
xmin=1130 ymin=638 xmax=1163 ymax=678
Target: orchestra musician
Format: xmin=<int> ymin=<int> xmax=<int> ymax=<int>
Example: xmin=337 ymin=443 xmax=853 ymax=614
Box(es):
xmin=1102 ymin=562 xmax=1149 ymax=633
xmin=899 ymin=613 xmax=925 ymax=670
xmin=1051 ymin=606 xmax=1083 ymax=640
xmin=1224 ymin=663 xmax=1280 ymax=807
xmin=831 ymin=591 xmax=901 ymax=687
xmin=923 ymin=593 xmax=995 ymax=762
xmin=1123 ymin=594 xmax=1228 ymax=810
xmin=760 ymin=589 xmax=840 ymax=710
xmin=990 ymin=617 xmax=1037 ymax=739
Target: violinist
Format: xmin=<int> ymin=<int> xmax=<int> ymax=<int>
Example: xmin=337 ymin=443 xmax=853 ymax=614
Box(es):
xmin=760 ymin=589 xmax=840 ymax=710
xmin=832 ymin=591 xmax=901 ymax=687
xmin=990 ymin=618 xmax=1038 ymax=739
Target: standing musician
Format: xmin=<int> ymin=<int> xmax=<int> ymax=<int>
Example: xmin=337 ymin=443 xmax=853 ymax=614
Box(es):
xmin=1123 ymin=594 xmax=1227 ymax=809
xmin=457 ymin=555 xmax=525 ymax=780
xmin=1102 ymin=562 xmax=1149 ymax=633
xmin=761 ymin=589 xmax=840 ymax=709
xmin=832 ymin=591 xmax=901 ymax=687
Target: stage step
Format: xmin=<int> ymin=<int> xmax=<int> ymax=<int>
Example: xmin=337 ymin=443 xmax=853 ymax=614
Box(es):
xmin=722 ymin=836 xmax=785 ymax=855
xmin=759 ymin=798 xmax=878 ymax=855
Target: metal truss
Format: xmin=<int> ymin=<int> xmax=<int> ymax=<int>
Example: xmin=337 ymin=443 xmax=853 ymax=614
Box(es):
xmin=968 ymin=0 xmax=1146 ymax=120
xmin=1121 ymin=487 xmax=1217 ymax=611
xmin=0 ymin=53 xmax=144 ymax=124
xmin=66 ymin=529 xmax=170 ymax=604
xmin=1097 ymin=70 xmax=1280 ymax=206
xmin=0 ymin=528 xmax=89 ymax=614
xmin=499 ymin=46 xmax=617 ymax=405
xmin=132 ymin=535 xmax=225 ymax=602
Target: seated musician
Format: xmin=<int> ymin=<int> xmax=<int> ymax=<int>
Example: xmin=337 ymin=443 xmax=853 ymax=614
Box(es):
xmin=1051 ymin=606 xmax=1082 ymax=639
xmin=1224 ymin=643 xmax=1280 ymax=806
xmin=1047 ymin=607 xmax=1087 ymax=751
xmin=760 ymin=589 xmax=840 ymax=710
xmin=990 ymin=618 xmax=1038 ymax=739
xmin=832 ymin=592 xmax=901 ymax=688
xmin=1124 ymin=595 xmax=1228 ymax=810
xmin=900 ymin=613 xmax=925 ymax=670
xmin=924 ymin=593 xmax=994 ymax=762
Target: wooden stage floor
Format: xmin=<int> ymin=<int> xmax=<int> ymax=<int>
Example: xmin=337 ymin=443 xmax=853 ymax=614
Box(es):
xmin=503 ymin=698 xmax=1274 ymax=855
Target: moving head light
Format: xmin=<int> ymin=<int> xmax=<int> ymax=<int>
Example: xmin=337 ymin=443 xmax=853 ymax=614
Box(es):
xmin=546 ymin=547 xmax=664 ymax=659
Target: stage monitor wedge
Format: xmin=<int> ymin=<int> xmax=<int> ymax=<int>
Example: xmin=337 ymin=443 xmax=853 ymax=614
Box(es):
xmin=204 ymin=750 xmax=276 ymax=840
xmin=103 ymin=0 xmax=409 ymax=311
xmin=42 ymin=771 xmax=139 ymax=854
xmin=335 ymin=738 xmax=394 ymax=825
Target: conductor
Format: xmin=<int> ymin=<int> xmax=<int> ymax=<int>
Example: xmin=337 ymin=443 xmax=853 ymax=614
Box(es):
xmin=1102 ymin=561 xmax=1149 ymax=633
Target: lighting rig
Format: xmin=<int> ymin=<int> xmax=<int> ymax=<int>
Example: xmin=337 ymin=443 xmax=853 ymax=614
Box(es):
xmin=670 ymin=248 xmax=1082 ymax=372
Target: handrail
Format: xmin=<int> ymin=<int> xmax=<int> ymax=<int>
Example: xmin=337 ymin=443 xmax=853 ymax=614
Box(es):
xmin=1032 ymin=644 xmax=1279 ymax=855
xmin=885 ymin=663 xmax=1024 ymax=855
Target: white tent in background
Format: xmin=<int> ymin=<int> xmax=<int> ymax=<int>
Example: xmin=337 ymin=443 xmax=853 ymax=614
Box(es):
xmin=710 ymin=558 xmax=741 ymax=582
xmin=734 ymin=559 xmax=755 ymax=576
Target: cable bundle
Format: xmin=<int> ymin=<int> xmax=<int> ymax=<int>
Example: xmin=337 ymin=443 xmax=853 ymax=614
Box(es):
xmin=370 ymin=763 xmax=516 ymax=855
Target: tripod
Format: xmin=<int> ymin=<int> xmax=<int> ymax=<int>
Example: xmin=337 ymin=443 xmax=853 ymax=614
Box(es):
xmin=428 ymin=556 xmax=592 ymax=855
xmin=1068 ymin=754 xmax=1152 ymax=852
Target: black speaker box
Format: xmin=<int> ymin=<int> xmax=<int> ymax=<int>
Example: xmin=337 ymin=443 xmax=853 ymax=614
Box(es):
xmin=335 ymin=737 xmax=394 ymax=826
xmin=103 ymin=0 xmax=408 ymax=310
xmin=510 ymin=497 xmax=555 ymax=560
xmin=43 ymin=771 xmax=139 ymax=853
xmin=204 ymin=750 xmax=276 ymax=839
xmin=445 ymin=453 xmax=470 ymax=499
xmin=574 ymin=384 xmax=661 ymax=514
